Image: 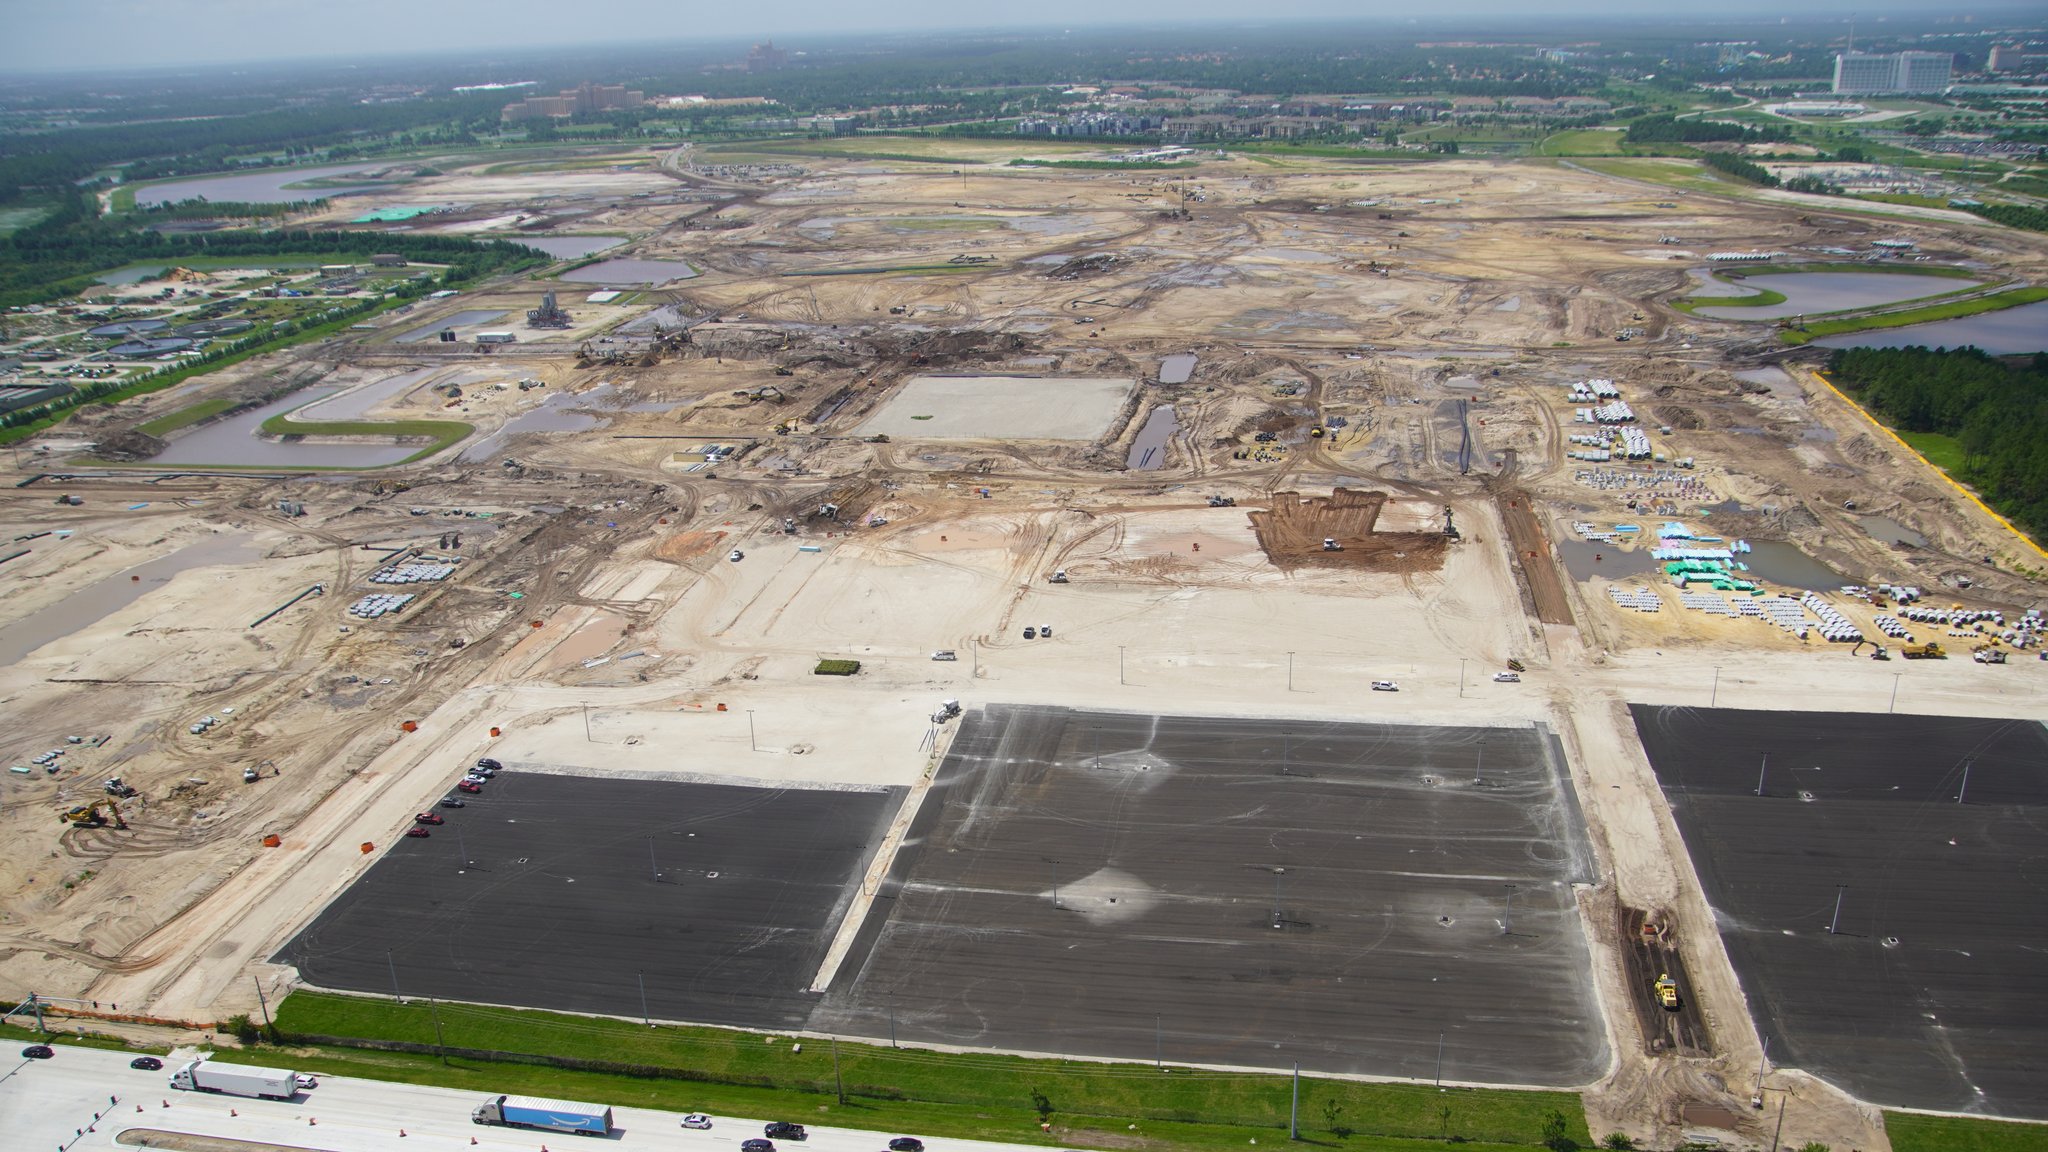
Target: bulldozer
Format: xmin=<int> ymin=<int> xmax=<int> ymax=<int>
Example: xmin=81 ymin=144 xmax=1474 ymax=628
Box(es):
xmin=1654 ymin=973 xmax=1681 ymax=1011
xmin=59 ymin=799 xmax=127 ymax=829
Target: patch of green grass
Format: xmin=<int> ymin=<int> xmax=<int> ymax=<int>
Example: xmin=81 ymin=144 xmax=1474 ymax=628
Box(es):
xmin=1779 ymin=286 xmax=2048 ymax=344
xmin=1886 ymin=1111 xmax=2048 ymax=1152
xmin=1896 ymin=429 xmax=1968 ymax=473
xmin=1853 ymin=192 xmax=1953 ymax=210
xmin=137 ymin=398 xmax=235 ymax=437
xmin=258 ymin=413 xmax=471 ymax=463
xmin=1536 ymin=129 xmax=1627 ymax=157
xmin=273 ymin=991 xmax=1585 ymax=1149
xmin=0 ymin=203 xmax=53 ymax=236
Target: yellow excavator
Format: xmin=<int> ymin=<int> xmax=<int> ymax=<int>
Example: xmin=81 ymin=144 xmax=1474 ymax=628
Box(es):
xmin=1655 ymin=973 xmax=1681 ymax=1011
xmin=59 ymin=799 xmax=127 ymax=829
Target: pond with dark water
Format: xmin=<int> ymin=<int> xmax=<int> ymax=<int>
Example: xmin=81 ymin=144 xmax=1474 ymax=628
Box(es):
xmin=133 ymin=163 xmax=401 ymax=207
xmin=1691 ymin=272 xmax=1981 ymax=321
xmin=1740 ymin=540 xmax=1845 ymax=591
xmin=514 ymin=235 xmax=628 ymax=260
xmin=1811 ymin=300 xmax=2048 ymax=356
xmin=1558 ymin=540 xmax=1661 ymax=582
xmin=559 ymin=259 xmax=697 ymax=286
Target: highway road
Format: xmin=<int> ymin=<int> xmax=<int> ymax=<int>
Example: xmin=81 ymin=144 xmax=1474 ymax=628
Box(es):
xmin=0 ymin=1043 xmax=1035 ymax=1152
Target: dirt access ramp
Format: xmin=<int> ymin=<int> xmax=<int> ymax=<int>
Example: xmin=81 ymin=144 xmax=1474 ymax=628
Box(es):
xmin=1495 ymin=487 xmax=1575 ymax=626
xmin=1247 ymin=488 xmax=1446 ymax=573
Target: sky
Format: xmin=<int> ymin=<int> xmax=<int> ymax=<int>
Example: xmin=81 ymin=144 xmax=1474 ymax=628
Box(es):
xmin=0 ymin=0 xmax=2026 ymax=74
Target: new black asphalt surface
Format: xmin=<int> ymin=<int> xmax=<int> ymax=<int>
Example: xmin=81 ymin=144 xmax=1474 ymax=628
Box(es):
xmin=814 ymin=704 xmax=1608 ymax=1085
xmin=276 ymin=772 xmax=903 ymax=1029
xmin=1632 ymin=705 xmax=2048 ymax=1119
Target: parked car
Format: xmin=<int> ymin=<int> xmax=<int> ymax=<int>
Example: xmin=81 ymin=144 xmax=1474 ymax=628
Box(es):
xmin=405 ymin=826 xmax=431 ymax=838
xmin=130 ymin=1056 xmax=162 ymax=1071
xmin=414 ymin=812 xmax=445 ymax=825
xmin=889 ymin=1139 xmax=925 ymax=1152
xmin=1039 ymin=625 xmax=1053 ymax=638
xmin=765 ymin=1122 xmax=808 ymax=1141
xmin=729 ymin=550 xmax=745 ymax=562
xmin=476 ymin=758 xmax=503 ymax=772
xmin=456 ymin=780 xmax=482 ymax=793
xmin=1492 ymin=672 xmax=1520 ymax=683
xmin=1022 ymin=627 xmax=1037 ymax=639
xmin=1370 ymin=680 xmax=1400 ymax=692
xmin=21 ymin=1045 xmax=52 ymax=1059
xmin=294 ymin=1074 xmax=318 ymax=1089
xmin=681 ymin=1114 xmax=714 ymax=1130
xmin=439 ymin=797 xmax=467 ymax=808
xmin=930 ymin=650 xmax=957 ymax=661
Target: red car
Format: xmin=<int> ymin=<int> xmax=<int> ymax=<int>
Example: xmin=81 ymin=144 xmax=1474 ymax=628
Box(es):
xmin=414 ymin=812 xmax=444 ymax=825
xmin=456 ymin=780 xmax=482 ymax=793
xmin=405 ymin=826 xmax=431 ymax=838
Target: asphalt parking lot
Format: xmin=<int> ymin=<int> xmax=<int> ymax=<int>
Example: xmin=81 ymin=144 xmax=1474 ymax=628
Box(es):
xmin=813 ymin=704 xmax=1608 ymax=1085
xmin=277 ymin=771 xmax=904 ymax=1029
xmin=1632 ymin=705 xmax=2048 ymax=1119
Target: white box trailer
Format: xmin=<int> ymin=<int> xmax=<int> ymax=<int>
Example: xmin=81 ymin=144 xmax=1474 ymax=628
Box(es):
xmin=169 ymin=1059 xmax=296 ymax=1099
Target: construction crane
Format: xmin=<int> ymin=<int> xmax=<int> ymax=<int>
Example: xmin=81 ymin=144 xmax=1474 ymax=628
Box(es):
xmin=59 ymin=799 xmax=127 ymax=829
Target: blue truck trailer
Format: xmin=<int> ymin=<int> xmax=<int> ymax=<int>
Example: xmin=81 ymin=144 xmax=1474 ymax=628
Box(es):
xmin=471 ymin=1094 xmax=614 ymax=1135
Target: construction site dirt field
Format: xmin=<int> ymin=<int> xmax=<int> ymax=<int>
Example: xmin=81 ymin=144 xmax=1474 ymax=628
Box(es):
xmin=1630 ymin=705 xmax=2048 ymax=1119
xmin=7 ymin=138 xmax=2048 ymax=1151
xmin=811 ymin=704 xmax=1609 ymax=1086
xmin=1249 ymin=487 xmax=1449 ymax=573
xmin=275 ymin=771 xmax=904 ymax=1030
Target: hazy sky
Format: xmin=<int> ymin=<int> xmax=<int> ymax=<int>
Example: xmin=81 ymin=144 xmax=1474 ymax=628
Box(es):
xmin=0 ymin=0 xmax=2016 ymax=74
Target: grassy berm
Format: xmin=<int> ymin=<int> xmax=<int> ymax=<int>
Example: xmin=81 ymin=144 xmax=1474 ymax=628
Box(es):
xmin=273 ymin=992 xmax=1589 ymax=1152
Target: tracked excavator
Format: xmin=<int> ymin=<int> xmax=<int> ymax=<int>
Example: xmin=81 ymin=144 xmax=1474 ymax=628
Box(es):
xmin=59 ymin=799 xmax=127 ymax=829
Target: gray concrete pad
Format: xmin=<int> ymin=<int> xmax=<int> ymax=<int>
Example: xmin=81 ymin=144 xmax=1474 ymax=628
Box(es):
xmin=1631 ymin=705 xmax=2048 ymax=1119
xmin=814 ymin=704 xmax=1608 ymax=1085
xmin=276 ymin=772 xmax=904 ymax=1030
xmin=854 ymin=375 xmax=1131 ymax=440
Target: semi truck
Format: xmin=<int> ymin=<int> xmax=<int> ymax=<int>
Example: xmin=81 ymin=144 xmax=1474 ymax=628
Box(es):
xmin=472 ymin=1095 xmax=615 ymax=1135
xmin=168 ymin=1060 xmax=297 ymax=1099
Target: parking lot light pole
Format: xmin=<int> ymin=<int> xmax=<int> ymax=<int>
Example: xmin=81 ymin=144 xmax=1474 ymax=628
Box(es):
xmin=386 ymin=949 xmax=402 ymax=1003
xmin=1889 ymin=672 xmax=1902 ymax=713
xmin=1502 ymin=884 xmax=1517 ymax=936
xmin=1710 ymin=666 xmax=1721 ymax=707
xmin=1828 ymin=885 xmax=1846 ymax=935
xmin=638 ymin=970 xmax=650 ymax=1027
xmin=1119 ymin=645 xmax=1126 ymax=685
xmin=748 ymin=709 xmax=757 ymax=752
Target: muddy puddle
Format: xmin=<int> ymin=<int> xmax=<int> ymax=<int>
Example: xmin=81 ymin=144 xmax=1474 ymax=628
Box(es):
xmin=1558 ymin=540 xmax=1659 ymax=582
xmin=1859 ymin=515 xmax=1928 ymax=548
xmin=1126 ymin=406 xmax=1179 ymax=470
xmin=1742 ymin=540 xmax=1845 ymax=590
xmin=0 ymin=534 xmax=260 ymax=665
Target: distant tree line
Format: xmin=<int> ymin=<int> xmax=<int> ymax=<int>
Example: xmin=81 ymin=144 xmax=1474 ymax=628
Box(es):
xmin=1966 ymin=204 xmax=2048 ymax=234
xmin=1829 ymin=346 xmax=2048 ymax=545
xmin=1700 ymin=152 xmax=1777 ymax=186
xmin=1623 ymin=113 xmax=1792 ymax=145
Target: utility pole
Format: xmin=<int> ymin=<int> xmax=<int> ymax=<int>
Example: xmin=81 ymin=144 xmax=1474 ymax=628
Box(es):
xmin=889 ymin=994 xmax=897 ymax=1048
xmin=1502 ymin=884 xmax=1517 ymax=936
xmin=582 ymin=702 xmax=592 ymax=742
xmin=1755 ymin=753 xmax=1768 ymax=797
xmin=1753 ymin=1036 xmax=1769 ymax=1105
xmin=1286 ymin=650 xmax=1295 ymax=692
xmin=252 ymin=977 xmax=272 ymax=1032
xmin=832 ymin=1037 xmax=845 ymax=1104
xmin=1829 ymin=885 xmax=1846 ymax=935
xmin=1770 ymin=1096 xmax=1786 ymax=1152
xmin=1958 ymin=758 xmax=1972 ymax=804
xmin=1289 ymin=1062 xmax=1300 ymax=1140
xmin=1119 ymin=645 xmax=1126 ymax=685
xmin=1889 ymin=672 xmax=1902 ymax=713
xmin=1473 ymin=740 xmax=1486 ymax=786
xmin=429 ymin=995 xmax=447 ymax=1064
xmin=1435 ymin=1031 xmax=1445 ymax=1087
xmin=1459 ymin=658 xmax=1467 ymax=698
xmin=1155 ymin=1013 xmax=1162 ymax=1069
xmin=748 ymin=709 xmax=757 ymax=752
xmin=1711 ymin=665 xmax=1721 ymax=707
xmin=386 ymin=949 xmax=402 ymax=1003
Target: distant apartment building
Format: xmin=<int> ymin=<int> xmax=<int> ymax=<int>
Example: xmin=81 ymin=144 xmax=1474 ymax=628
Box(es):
xmin=502 ymin=82 xmax=646 ymax=121
xmin=1015 ymin=113 xmax=1167 ymax=138
xmin=747 ymin=42 xmax=789 ymax=72
xmin=1832 ymin=51 xmax=1953 ymax=94
xmin=1987 ymin=44 xmax=2030 ymax=72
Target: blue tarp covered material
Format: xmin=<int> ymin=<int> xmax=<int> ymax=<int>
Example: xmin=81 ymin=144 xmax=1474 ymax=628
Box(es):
xmin=1660 ymin=522 xmax=1692 ymax=538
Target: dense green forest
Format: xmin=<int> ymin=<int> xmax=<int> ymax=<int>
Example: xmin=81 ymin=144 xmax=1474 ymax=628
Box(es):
xmin=1829 ymin=347 xmax=2048 ymax=545
xmin=1622 ymin=113 xmax=1791 ymax=145
xmin=1700 ymin=152 xmax=1778 ymax=187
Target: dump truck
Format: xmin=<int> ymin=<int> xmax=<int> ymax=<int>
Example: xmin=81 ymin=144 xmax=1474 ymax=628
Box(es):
xmin=169 ymin=1060 xmax=296 ymax=1099
xmin=1901 ymin=642 xmax=1946 ymax=660
xmin=1654 ymin=974 xmax=1680 ymax=1011
xmin=472 ymin=1095 xmax=614 ymax=1135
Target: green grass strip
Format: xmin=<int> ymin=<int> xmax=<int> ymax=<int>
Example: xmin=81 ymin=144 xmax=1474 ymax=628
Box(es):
xmin=1886 ymin=1111 xmax=2048 ymax=1152
xmin=258 ymin=413 xmax=472 ymax=463
xmin=136 ymin=398 xmax=236 ymax=437
xmin=1779 ymin=286 xmax=2048 ymax=344
xmin=273 ymin=991 xmax=1587 ymax=1149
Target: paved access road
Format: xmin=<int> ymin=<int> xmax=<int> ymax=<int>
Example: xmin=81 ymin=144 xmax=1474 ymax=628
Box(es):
xmin=0 ymin=1043 xmax=1032 ymax=1152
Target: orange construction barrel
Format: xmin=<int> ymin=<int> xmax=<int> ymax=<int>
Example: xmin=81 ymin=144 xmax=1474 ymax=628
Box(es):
xmin=489 ymin=727 xmax=501 ymax=737
xmin=401 ymin=720 xmax=419 ymax=733
xmin=531 ymin=620 xmax=544 ymax=628
xmin=262 ymin=834 xmax=282 ymax=848
xmin=716 ymin=703 xmax=727 ymax=712
xmin=360 ymin=842 xmax=374 ymax=854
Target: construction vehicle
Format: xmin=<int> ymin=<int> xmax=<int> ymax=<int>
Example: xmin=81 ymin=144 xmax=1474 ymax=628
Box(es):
xmin=1974 ymin=646 xmax=2007 ymax=664
xmin=104 ymin=776 xmax=137 ymax=798
xmin=59 ymin=799 xmax=127 ymax=829
xmin=1443 ymin=505 xmax=1461 ymax=541
xmin=1048 ymin=569 xmax=1069 ymax=583
xmin=1901 ymin=642 xmax=1946 ymax=660
xmin=1507 ymin=658 xmax=1526 ymax=672
xmin=1655 ymin=973 xmax=1681 ymax=1010
xmin=1322 ymin=538 xmax=1342 ymax=552
xmin=1206 ymin=495 xmax=1236 ymax=507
